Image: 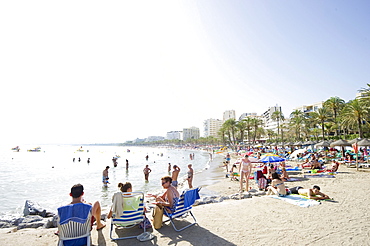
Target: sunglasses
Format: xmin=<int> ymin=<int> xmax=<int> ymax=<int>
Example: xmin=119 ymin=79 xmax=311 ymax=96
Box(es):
xmin=161 ymin=182 xmax=167 ymax=185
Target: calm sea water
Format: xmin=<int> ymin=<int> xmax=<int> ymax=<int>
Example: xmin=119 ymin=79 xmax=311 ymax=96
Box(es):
xmin=0 ymin=145 xmax=222 ymax=219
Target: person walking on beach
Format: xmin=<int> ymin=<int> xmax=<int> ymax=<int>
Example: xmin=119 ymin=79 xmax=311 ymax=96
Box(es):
xmin=102 ymin=166 xmax=110 ymax=186
xmin=187 ymin=164 xmax=194 ymax=189
xmin=68 ymin=183 xmax=106 ymax=230
xmin=171 ymin=165 xmax=181 ymax=189
xmin=143 ymin=164 xmax=152 ymax=181
xmin=239 ymin=154 xmax=252 ymax=192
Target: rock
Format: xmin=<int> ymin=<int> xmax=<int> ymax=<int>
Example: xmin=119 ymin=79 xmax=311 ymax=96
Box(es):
xmin=23 ymin=200 xmax=55 ymax=218
xmin=0 ymin=221 xmax=12 ymax=228
xmin=43 ymin=215 xmax=58 ymax=228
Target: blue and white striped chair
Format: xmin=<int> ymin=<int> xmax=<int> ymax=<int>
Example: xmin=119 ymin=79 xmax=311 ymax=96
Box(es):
xmin=109 ymin=191 xmax=146 ymax=240
xmin=57 ymin=203 xmax=92 ymax=246
xmin=163 ymin=187 xmax=200 ymax=232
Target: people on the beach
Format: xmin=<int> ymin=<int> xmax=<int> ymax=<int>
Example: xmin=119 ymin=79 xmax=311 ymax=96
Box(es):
xmin=69 ymin=184 xmax=105 ymax=230
xmin=102 ymin=166 xmax=110 ymax=186
xmin=168 ymin=163 xmax=171 ymax=173
xmin=148 ymin=176 xmax=180 ymax=214
xmin=239 ymin=154 xmax=252 ymax=192
xmin=107 ymin=182 xmax=132 ymax=219
xmin=187 ymin=164 xmax=194 ymax=189
xmin=126 ymin=159 xmax=129 ymax=169
xmin=288 ymin=185 xmax=330 ymax=200
xmin=143 ymin=164 xmax=152 ymax=181
xmin=171 ymin=165 xmax=181 ymax=189
xmin=266 ymin=172 xmax=287 ymax=197
xmin=87 ymin=158 xmax=90 ymax=164
xmin=280 ymin=167 xmax=290 ymax=181
xmin=145 ymin=155 xmax=149 ymax=161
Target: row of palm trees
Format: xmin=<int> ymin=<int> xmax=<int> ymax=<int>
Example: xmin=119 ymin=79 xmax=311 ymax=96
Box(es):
xmin=219 ymin=85 xmax=370 ymax=149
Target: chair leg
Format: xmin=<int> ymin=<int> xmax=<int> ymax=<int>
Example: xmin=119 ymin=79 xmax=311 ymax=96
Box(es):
xmin=167 ymin=211 xmax=197 ymax=232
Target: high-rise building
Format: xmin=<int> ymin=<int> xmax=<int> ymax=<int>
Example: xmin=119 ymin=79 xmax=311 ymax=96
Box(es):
xmin=203 ymin=118 xmax=223 ymax=138
xmin=262 ymin=105 xmax=282 ymax=132
xmin=183 ymin=127 xmax=200 ymax=140
xmin=223 ymin=110 xmax=236 ymax=122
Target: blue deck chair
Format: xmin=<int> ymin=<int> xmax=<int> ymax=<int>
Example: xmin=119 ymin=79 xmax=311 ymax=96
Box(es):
xmin=57 ymin=203 xmax=92 ymax=246
xmin=163 ymin=187 xmax=200 ymax=232
xmin=109 ymin=191 xmax=146 ymax=241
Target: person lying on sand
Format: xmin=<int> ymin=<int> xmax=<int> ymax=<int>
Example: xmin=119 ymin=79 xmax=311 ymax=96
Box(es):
xmin=288 ymin=185 xmax=330 ymax=200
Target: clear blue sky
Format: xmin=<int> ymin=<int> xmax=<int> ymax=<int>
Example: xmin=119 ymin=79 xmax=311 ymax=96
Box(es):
xmin=0 ymin=0 xmax=369 ymax=144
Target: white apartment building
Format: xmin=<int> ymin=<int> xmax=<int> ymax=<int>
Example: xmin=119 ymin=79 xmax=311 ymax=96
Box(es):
xmin=293 ymin=101 xmax=323 ymax=115
xmin=238 ymin=112 xmax=258 ymax=121
xmin=183 ymin=127 xmax=200 ymax=141
xmin=223 ymin=110 xmax=236 ymax=122
xmin=203 ymin=118 xmax=223 ymax=138
xmin=166 ymin=131 xmax=182 ymax=140
xmin=262 ymin=105 xmax=283 ymax=132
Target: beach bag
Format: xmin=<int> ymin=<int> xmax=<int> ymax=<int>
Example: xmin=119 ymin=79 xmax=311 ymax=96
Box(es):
xmin=258 ymin=177 xmax=267 ymax=190
xmin=139 ymin=216 xmax=152 ymax=229
xmin=152 ymin=206 xmax=164 ymax=229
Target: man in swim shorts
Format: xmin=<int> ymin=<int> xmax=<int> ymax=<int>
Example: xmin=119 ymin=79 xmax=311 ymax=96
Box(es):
xmin=171 ymin=165 xmax=180 ymax=189
xmin=289 ymin=185 xmax=330 ymax=200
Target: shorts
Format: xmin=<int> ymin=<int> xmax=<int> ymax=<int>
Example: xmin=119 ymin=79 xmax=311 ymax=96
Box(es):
xmin=172 ymin=180 xmax=178 ymax=187
xmin=288 ymin=186 xmax=303 ymax=195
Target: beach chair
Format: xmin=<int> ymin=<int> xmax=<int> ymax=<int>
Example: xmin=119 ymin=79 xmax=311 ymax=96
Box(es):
xmin=163 ymin=187 xmax=200 ymax=232
xmin=109 ymin=191 xmax=146 ymax=241
xmin=57 ymin=203 xmax=92 ymax=246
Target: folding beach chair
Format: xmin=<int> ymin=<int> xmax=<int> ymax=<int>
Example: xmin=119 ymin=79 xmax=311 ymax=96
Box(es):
xmin=57 ymin=203 xmax=92 ymax=246
xmin=163 ymin=187 xmax=200 ymax=232
xmin=109 ymin=191 xmax=146 ymax=241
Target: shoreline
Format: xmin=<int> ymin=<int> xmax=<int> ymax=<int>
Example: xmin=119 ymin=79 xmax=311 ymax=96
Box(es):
xmin=1 ymin=152 xmax=370 ymax=245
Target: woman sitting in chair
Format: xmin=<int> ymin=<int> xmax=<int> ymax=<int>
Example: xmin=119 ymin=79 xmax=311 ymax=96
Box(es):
xmin=149 ymin=176 xmax=179 ymax=214
xmin=107 ymin=182 xmax=132 ymax=219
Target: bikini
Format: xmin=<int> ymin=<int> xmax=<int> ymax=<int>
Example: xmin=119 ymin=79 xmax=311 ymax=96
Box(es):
xmin=165 ymin=189 xmax=179 ymax=213
xmin=241 ymin=159 xmax=251 ymax=173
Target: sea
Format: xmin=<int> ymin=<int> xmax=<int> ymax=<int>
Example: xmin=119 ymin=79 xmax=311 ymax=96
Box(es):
xmin=0 ymin=144 xmax=224 ymax=219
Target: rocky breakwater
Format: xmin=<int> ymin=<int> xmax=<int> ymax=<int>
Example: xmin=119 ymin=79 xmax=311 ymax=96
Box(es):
xmin=0 ymin=200 xmax=57 ymax=230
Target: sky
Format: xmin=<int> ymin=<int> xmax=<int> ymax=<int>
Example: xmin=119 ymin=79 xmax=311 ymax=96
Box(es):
xmin=1 ymin=0 xmax=369 ymax=145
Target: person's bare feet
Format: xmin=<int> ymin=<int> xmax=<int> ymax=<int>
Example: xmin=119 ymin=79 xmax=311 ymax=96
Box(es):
xmin=96 ymin=223 xmax=106 ymax=230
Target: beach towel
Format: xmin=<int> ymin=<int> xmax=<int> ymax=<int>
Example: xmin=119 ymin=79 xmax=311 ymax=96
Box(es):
xmin=111 ymin=192 xmax=141 ymax=218
xmin=183 ymin=188 xmax=200 ymax=208
xmin=284 ymin=178 xmax=300 ymax=182
xmin=304 ymin=174 xmax=335 ymax=178
xmin=57 ymin=203 xmax=92 ymax=225
xmin=266 ymin=195 xmax=321 ymax=208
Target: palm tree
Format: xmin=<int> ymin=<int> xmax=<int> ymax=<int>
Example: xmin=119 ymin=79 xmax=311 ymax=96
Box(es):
xmin=242 ymin=117 xmax=253 ymax=144
xmin=250 ymin=118 xmax=263 ymax=143
xmin=310 ymin=107 xmax=331 ymax=140
xmin=222 ymin=119 xmax=238 ymax=148
xmin=289 ymin=110 xmax=305 ymax=140
xmin=324 ymin=97 xmax=345 ymax=136
xmin=271 ymin=110 xmax=285 ymax=139
xmin=235 ymin=120 xmax=247 ymax=144
xmin=341 ymin=99 xmax=369 ymax=138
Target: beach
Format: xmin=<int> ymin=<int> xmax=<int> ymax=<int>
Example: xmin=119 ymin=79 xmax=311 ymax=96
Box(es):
xmin=1 ymin=154 xmax=370 ymax=245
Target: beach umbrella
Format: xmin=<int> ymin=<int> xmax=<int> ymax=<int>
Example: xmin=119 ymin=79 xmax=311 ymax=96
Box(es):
xmin=348 ymin=138 xmax=363 ymax=144
xmin=315 ymin=141 xmax=330 ymax=147
xmin=293 ymin=141 xmax=303 ymax=146
xmin=259 ymin=155 xmax=285 ymax=163
xmin=330 ymin=139 xmax=351 ymax=147
xmin=357 ymin=138 xmax=370 ymax=146
xmin=303 ymin=140 xmax=316 ymax=145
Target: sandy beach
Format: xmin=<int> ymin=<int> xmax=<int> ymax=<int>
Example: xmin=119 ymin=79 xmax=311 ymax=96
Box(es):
xmin=1 ymin=154 xmax=370 ymax=246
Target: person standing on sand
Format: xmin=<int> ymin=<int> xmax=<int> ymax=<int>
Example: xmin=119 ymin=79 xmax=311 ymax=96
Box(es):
xmin=239 ymin=154 xmax=252 ymax=192
xmin=68 ymin=184 xmax=106 ymax=230
xmin=187 ymin=164 xmax=194 ymax=189
xmin=143 ymin=164 xmax=152 ymax=181
xmin=171 ymin=165 xmax=180 ymax=189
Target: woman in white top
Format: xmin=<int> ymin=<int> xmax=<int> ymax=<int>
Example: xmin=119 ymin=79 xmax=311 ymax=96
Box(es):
xmin=239 ymin=154 xmax=253 ymax=192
